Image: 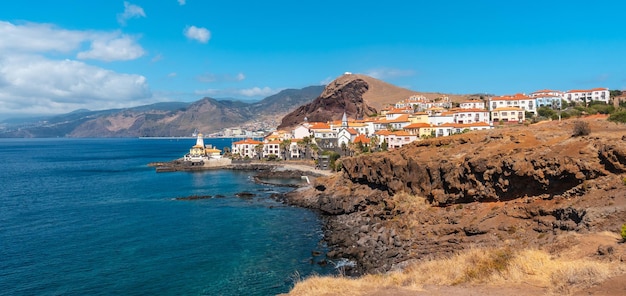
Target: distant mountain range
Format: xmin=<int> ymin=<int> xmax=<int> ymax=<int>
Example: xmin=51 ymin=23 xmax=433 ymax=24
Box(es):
xmin=0 ymin=86 xmax=325 ymax=138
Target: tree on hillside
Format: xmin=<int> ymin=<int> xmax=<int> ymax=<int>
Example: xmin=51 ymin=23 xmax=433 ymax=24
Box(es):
xmin=370 ymin=136 xmax=379 ymax=152
xmin=610 ymin=90 xmax=622 ymax=98
xmin=381 ymin=139 xmax=389 ymax=151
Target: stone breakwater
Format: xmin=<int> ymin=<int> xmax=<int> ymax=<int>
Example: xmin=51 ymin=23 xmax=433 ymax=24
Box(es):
xmin=281 ymin=120 xmax=626 ymax=275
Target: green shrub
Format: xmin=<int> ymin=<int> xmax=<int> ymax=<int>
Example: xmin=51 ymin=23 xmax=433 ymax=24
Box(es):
xmin=608 ymin=111 xmax=626 ymax=123
xmin=621 ymin=224 xmax=626 ymax=242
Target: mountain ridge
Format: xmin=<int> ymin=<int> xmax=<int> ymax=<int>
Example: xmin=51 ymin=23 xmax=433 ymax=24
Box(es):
xmin=0 ymin=86 xmax=325 ymax=138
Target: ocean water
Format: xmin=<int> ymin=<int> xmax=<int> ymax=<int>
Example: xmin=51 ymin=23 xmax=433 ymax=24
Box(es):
xmin=0 ymin=138 xmax=331 ymax=296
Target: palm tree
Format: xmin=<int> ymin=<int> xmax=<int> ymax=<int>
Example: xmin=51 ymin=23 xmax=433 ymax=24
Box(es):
xmin=280 ymin=139 xmax=291 ymax=160
xmin=254 ymin=144 xmax=264 ymax=160
xmin=296 ymin=139 xmax=305 ymax=159
xmin=300 ymin=136 xmax=313 ymax=159
xmin=310 ymin=143 xmax=320 ymax=160
xmin=340 ymin=142 xmax=348 ymax=156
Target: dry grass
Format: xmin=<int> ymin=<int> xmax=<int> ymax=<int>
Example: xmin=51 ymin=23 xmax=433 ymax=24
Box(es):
xmin=287 ymin=246 xmax=624 ymax=296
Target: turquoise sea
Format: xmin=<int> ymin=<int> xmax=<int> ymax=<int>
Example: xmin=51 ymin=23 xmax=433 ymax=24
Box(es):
xmin=0 ymin=138 xmax=331 ymax=295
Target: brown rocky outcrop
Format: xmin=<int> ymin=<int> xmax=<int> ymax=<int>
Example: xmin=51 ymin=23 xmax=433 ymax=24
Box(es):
xmin=285 ymin=118 xmax=626 ymax=275
xmin=278 ymin=75 xmax=378 ymax=129
xmin=277 ymin=74 xmax=468 ymax=130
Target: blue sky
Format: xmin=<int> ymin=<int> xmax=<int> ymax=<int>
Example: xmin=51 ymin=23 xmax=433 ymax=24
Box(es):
xmin=1 ymin=1 xmax=625 ymax=117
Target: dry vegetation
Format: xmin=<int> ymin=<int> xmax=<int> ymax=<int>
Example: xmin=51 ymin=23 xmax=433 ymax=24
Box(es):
xmin=289 ymin=117 xmax=626 ymax=296
xmin=288 ymin=238 xmax=625 ymax=296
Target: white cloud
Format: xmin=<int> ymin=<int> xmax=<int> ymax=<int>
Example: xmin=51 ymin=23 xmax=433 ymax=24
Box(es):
xmin=194 ymin=86 xmax=280 ymax=99
xmin=0 ymin=21 xmax=145 ymax=62
xmin=239 ymin=86 xmax=276 ymax=97
xmin=184 ymin=26 xmax=210 ymax=43
xmin=236 ymin=73 xmax=245 ymax=81
xmin=0 ymin=54 xmax=152 ymax=115
xmin=77 ymin=35 xmax=145 ymax=61
xmin=366 ymin=68 xmax=415 ymax=79
xmin=178 ymin=0 xmax=186 ymax=5
xmin=0 ymin=21 xmax=87 ymax=53
xmin=117 ymin=1 xmax=146 ymax=26
xmin=0 ymin=21 xmax=152 ymax=116
xmin=167 ymin=72 xmax=177 ymax=77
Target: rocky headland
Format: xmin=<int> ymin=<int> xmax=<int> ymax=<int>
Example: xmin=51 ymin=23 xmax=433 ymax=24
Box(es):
xmin=283 ymin=117 xmax=626 ymax=278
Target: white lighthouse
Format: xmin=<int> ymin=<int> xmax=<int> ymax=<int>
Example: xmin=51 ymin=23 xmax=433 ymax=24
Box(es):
xmin=195 ymin=132 xmax=205 ymax=148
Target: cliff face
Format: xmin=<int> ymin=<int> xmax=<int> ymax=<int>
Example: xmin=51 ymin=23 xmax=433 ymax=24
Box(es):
xmin=278 ymin=77 xmax=378 ymax=129
xmin=277 ymin=73 xmax=471 ymax=130
xmin=339 ymin=128 xmax=626 ymax=206
xmin=287 ymin=118 xmax=626 ymax=274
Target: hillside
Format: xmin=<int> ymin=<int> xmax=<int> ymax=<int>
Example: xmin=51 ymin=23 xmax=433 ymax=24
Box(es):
xmin=277 ymin=73 xmax=470 ymax=129
xmin=283 ymin=117 xmax=626 ymax=294
xmin=0 ymin=86 xmax=324 ymax=138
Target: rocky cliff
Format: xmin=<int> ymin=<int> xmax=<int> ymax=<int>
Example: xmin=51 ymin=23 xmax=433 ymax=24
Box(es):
xmin=278 ymin=76 xmax=378 ymax=129
xmin=278 ymin=74 xmax=467 ymax=130
xmin=286 ymin=117 xmax=626 ymax=275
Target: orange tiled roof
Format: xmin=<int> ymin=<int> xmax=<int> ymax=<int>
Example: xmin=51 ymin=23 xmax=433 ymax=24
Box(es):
xmin=354 ymin=134 xmax=370 ymax=144
xmin=568 ymin=88 xmax=607 ymax=93
xmin=233 ymin=138 xmax=263 ymax=145
xmin=309 ymin=122 xmax=330 ymax=130
xmin=404 ymin=123 xmax=433 ymax=129
xmin=491 ymin=93 xmax=531 ymax=101
xmin=388 ymin=131 xmax=412 ymax=136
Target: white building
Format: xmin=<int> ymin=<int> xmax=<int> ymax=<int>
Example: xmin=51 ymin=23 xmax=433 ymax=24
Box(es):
xmin=489 ymin=94 xmax=537 ymax=115
xmin=459 ymin=99 xmax=486 ymax=110
xmin=451 ymin=108 xmax=490 ymax=124
xmin=374 ymin=130 xmax=417 ymax=149
xmin=565 ymin=88 xmax=610 ymax=104
xmin=232 ymin=138 xmax=263 ymax=159
xmin=491 ymin=107 xmax=525 ymax=123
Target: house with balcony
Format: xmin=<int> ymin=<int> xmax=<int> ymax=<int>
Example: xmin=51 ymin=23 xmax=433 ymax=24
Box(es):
xmin=565 ymin=88 xmax=609 ymax=104
xmin=374 ymin=130 xmax=417 ymax=149
xmin=459 ymin=99 xmax=486 ymax=110
xmin=403 ymin=122 xmax=435 ymax=138
xmin=489 ymin=94 xmax=537 ymax=115
xmin=491 ymin=107 xmax=525 ymax=123
xmin=232 ymin=138 xmax=263 ymax=159
xmin=451 ymin=108 xmax=490 ymax=124
xmin=263 ymin=139 xmax=281 ymax=158
xmin=428 ymin=111 xmax=455 ymax=126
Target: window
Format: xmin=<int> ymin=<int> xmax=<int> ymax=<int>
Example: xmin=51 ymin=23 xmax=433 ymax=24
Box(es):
xmin=502 ymin=112 xmax=508 ymax=116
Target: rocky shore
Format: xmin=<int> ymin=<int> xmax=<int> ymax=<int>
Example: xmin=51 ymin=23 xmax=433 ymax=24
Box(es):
xmin=150 ymin=121 xmax=626 ymax=281
xmin=279 ymin=118 xmax=626 ymax=276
